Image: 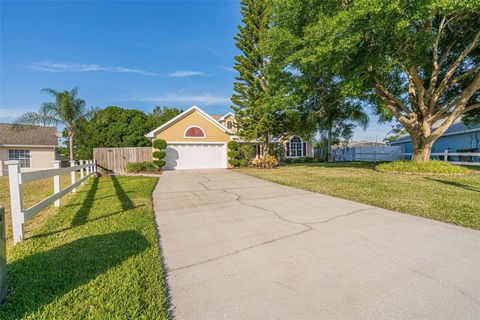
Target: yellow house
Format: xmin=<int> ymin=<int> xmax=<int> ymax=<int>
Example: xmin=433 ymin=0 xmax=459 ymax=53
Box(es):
xmin=145 ymin=105 xmax=313 ymax=170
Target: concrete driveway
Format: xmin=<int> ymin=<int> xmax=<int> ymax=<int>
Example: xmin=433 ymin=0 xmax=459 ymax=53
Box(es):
xmin=153 ymin=169 xmax=480 ymax=319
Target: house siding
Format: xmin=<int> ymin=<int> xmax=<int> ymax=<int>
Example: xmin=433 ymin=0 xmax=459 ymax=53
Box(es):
xmin=154 ymin=109 xmax=231 ymax=143
xmin=391 ymin=131 xmax=480 ymax=154
xmin=0 ymin=146 xmax=56 ymax=176
xmin=220 ymin=114 xmax=237 ymax=133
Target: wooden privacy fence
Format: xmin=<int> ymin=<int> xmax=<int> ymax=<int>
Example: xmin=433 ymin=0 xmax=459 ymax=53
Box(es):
xmin=6 ymin=160 xmax=96 ymax=245
xmin=93 ymin=147 xmax=153 ymax=174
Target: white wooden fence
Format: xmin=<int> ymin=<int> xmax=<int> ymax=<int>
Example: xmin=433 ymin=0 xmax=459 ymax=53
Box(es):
xmin=5 ymin=159 xmax=96 ymax=245
xmin=332 ymin=147 xmax=480 ymax=165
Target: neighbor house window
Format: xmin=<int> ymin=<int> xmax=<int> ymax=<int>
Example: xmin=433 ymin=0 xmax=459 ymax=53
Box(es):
xmin=184 ymin=126 xmax=205 ymax=138
xmin=227 ymin=121 xmax=233 ymax=129
xmin=286 ymin=136 xmax=306 ymax=158
xmin=9 ymin=149 xmax=31 ymax=168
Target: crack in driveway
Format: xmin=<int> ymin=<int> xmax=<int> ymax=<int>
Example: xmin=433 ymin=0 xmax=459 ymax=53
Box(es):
xmin=168 ymin=174 xmax=379 ymax=272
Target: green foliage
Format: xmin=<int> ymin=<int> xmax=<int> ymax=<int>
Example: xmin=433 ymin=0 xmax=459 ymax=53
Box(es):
xmin=238 ymin=159 xmax=249 ymax=167
xmin=153 ymin=160 xmax=166 ymax=168
xmin=282 ymin=157 xmax=323 ymax=164
xmin=73 ymin=106 xmax=156 ymax=160
xmin=270 ymin=0 xmax=480 ymax=161
xmin=126 ymin=162 xmax=159 ymax=173
xmin=463 ymin=109 xmax=480 ymax=126
xmin=377 ymin=160 xmax=469 ymax=175
xmin=232 ymin=0 xmax=288 ymax=147
xmin=152 ymin=139 xmax=167 ymax=150
xmin=15 ymin=87 xmax=90 ymax=160
xmin=227 ymin=140 xmax=242 ymax=167
xmin=152 ymin=139 xmax=167 ymax=169
xmin=227 ymin=151 xmax=240 ymax=159
xmin=227 ymin=140 xmax=240 ymax=150
xmin=239 ymin=144 xmax=257 ymax=161
xmin=151 ymin=106 xmax=182 ymax=126
xmin=152 ymin=151 xmax=166 ymax=159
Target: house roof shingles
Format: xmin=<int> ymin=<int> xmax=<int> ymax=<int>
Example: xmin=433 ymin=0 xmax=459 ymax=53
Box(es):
xmin=0 ymin=123 xmax=58 ymax=146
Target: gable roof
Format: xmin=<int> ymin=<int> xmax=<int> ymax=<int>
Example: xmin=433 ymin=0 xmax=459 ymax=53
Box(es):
xmin=145 ymin=105 xmax=233 ymax=138
xmin=0 ymin=123 xmax=58 ymax=146
xmin=218 ymin=112 xmax=235 ymax=122
xmin=390 ymin=121 xmax=480 ymax=144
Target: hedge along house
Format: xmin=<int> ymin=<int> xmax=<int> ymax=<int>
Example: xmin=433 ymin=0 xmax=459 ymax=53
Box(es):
xmin=0 ymin=123 xmax=59 ymax=176
xmin=145 ymin=105 xmax=314 ymax=170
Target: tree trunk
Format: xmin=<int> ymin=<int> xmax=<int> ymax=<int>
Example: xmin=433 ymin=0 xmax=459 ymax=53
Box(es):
xmin=327 ymin=128 xmax=333 ymax=162
xmin=69 ymin=135 xmax=74 ymax=161
xmin=411 ymin=136 xmax=433 ymax=162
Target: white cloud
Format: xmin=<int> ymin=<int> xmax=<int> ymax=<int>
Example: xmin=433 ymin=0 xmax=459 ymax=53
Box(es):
xmin=121 ymin=93 xmax=231 ymax=106
xmin=168 ymin=70 xmax=204 ymax=77
xmin=219 ymin=65 xmax=235 ymax=73
xmin=25 ymin=62 xmax=158 ymax=76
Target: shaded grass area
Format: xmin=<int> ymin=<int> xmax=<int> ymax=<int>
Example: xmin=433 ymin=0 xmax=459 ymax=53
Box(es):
xmin=239 ymin=162 xmax=480 ymax=229
xmin=0 ymin=176 xmax=168 ymax=319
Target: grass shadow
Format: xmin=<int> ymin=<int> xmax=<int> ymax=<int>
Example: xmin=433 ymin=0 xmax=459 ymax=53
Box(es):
xmin=111 ymin=176 xmax=134 ymax=211
xmin=1 ymin=231 xmax=149 ymax=318
xmin=424 ymin=177 xmax=480 ymax=193
xmin=70 ymin=178 xmax=99 ymax=227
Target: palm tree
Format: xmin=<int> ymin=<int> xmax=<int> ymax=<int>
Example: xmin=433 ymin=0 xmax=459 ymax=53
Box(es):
xmin=15 ymin=87 xmax=89 ymax=160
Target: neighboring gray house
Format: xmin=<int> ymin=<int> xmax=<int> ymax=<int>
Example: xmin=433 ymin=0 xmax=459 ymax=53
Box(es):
xmin=390 ymin=121 xmax=480 ymax=160
xmin=0 ymin=124 xmax=59 ymax=176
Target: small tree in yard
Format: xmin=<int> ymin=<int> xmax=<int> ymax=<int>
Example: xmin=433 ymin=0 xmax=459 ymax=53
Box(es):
xmin=152 ymin=139 xmax=167 ymax=169
xmin=273 ymin=0 xmax=480 ymax=162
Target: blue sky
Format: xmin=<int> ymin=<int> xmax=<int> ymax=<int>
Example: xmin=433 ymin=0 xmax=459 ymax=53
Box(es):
xmin=0 ymin=0 xmax=390 ymax=141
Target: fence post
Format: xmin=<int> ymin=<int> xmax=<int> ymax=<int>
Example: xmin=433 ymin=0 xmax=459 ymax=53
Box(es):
xmin=93 ymin=159 xmax=97 ymax=173
xmin=70 ymin=160 xmax=77 ymax=193
xmin=80 ymin=160 xmax=85 ymax=185
xmin=5 ymin=161 xmax=24 ymax=245
xmin=444 ymin=150 xmax=449 ymax=162
xmin=86 ymin=160 xmax=91 ymax=176
xmin=373 ymin=151 xmax=377 ymax=163
xmin=53 ymin=161 xmax=61 ymax=207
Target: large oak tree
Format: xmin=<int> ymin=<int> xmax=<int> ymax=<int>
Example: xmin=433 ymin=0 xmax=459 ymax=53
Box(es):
xmin=274 ymin=0 xmax=480 ymax=162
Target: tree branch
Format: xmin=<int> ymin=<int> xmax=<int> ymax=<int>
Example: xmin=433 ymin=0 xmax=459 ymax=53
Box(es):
xmin=374 ymin=78 xmax=412 ymax=115
xmin=427 ymin=16 xmax=447 ymax=100
xmin=431 ymin=30 xmax=480 ymax=105
xmin=407 ymin=67 xmax=428 ymax=116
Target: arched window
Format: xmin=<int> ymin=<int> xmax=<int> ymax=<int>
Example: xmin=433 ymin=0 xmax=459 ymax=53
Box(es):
xmin=184 ymin=126 xmax=205 ymax=138
xmin=287 ymin=136 xmax=305 ymax=158
xmin=227 ymin=121 xmax=233 ymax=130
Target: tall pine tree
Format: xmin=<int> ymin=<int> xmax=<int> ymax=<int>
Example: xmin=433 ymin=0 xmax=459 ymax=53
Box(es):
xmin=232 ymin=0 xmax=284 ymax=157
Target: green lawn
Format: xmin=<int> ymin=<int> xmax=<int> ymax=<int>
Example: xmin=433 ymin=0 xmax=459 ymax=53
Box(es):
xmin=239 ymin=162 xmax=480 ymax=230
xmin=0 ymin=176 xmax=168 ymax=319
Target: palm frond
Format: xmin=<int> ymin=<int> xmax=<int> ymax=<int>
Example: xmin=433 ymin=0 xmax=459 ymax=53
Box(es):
xmin=40 ymin=88 xmax=60 ymax=97
xmin=14 ymin=112 xmax=58 ymax=128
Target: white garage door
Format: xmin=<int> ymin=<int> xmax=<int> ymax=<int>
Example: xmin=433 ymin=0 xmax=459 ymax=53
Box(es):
xmin=164 ymin=143 xmax=227 ymax=170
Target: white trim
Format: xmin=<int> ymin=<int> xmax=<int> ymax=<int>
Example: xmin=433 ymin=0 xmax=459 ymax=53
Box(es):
xmin=218 ymin=112 xmax=235 ymax=122
xmin=286 ymin=136 xmax=304 ymax=158
xmin=145 ymin=105 xmax=233 ymax=138
xmin=183 ymin=125 xmax=207 ymax=138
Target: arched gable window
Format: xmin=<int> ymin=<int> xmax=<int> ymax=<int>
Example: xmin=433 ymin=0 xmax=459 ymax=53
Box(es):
xmin=286 ymin=136 xmax=306 ymax=157
xmin=227 ymin=121 xmax=233 ymax=129
xmin=184 ymin=126 xmax=206 ymax=138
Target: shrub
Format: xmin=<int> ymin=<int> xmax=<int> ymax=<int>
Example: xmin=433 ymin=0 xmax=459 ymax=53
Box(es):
xmin=251 ymin=155 xmax=278 ymax=169
xmin=239 ymin=144 xmax=257 ymax=161
xmin=238 ymin=159 xmax=249 ymax=167
xmin=227 ymin=141 xmax=242 ymax=167
xmin=376 ymin=160 xmax=469 ymax=175
xmin=152 ymin=139 xmax=167 ymax=150
xmin=153 ymin=160 xmax=166 ymax=168
xmin=281 ymin=157 xmax=323 ymax=165
xmin=126 ymin=162 xmax=158 ymax=173
xmin=152 ymin=151 xmax=166 ymax=159
xmin=152 ymin=139 xmax=167 ymax=169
